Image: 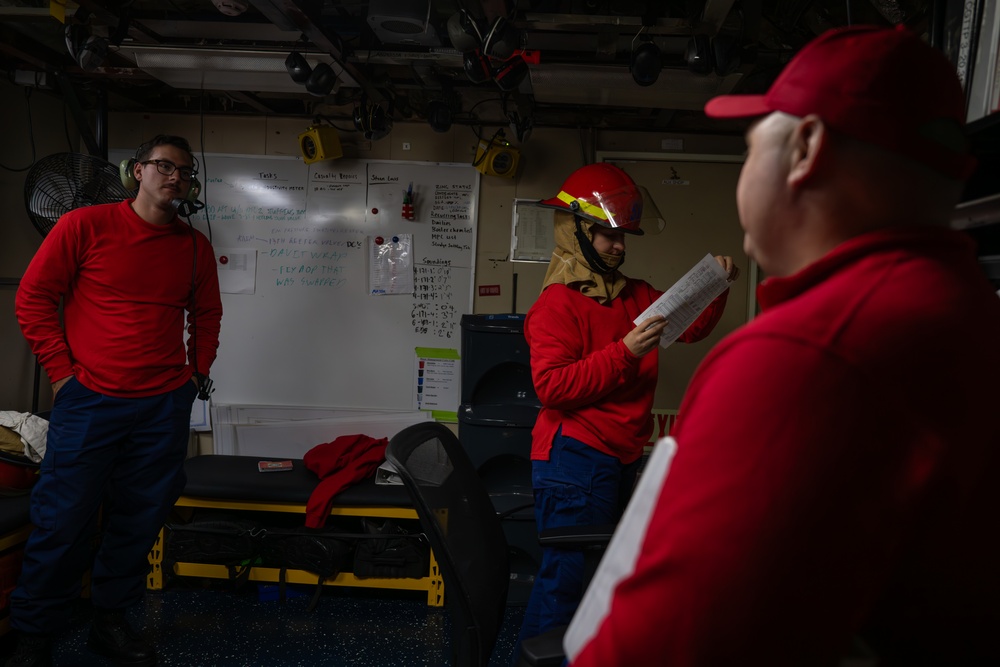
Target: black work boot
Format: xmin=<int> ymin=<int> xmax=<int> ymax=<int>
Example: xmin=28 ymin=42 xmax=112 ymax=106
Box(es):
xmin=86 ymin=608 xmax=157 ymax=667
xmin=4 ymin=633 xmax=53 ymax=667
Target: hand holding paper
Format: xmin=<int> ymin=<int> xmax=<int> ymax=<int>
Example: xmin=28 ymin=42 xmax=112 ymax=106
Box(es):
xmin=624 ymin=316 xmax=668 ymax=357
xmin=634 ymin=253 xmax=732 ymax=349
xmin=714 ymin=254 xmax=740 ymax=282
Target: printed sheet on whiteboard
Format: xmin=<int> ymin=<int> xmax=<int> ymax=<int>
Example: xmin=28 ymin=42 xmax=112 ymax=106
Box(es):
xmin=369 ymin=233 xmax=413 ymax=295
xmin=215 ymin=248 xmax=256 ymax=295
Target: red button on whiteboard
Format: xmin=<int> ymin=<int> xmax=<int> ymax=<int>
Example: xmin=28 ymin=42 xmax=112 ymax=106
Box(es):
xmin=219 ymin=256 xmax=229 ymax=265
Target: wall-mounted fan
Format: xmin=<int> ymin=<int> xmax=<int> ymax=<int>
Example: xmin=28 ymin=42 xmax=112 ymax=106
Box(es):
xmin=23 ymin=152 xmax=133 ymax=237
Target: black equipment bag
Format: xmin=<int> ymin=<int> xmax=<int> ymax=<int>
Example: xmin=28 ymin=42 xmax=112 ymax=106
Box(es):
xmin=353 ymin=518 xmax=429 ymax=579
xmin=258 ymin=527 xmax=355 ymax=580
xmin=258 ymin=526 xmax=357 ymax=611
xmin=165 ymin=511 xmax=264 ymax=586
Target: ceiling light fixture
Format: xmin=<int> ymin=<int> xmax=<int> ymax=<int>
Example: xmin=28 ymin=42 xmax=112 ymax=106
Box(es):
xmin=120 ymin=46 xmax=356 ymax=94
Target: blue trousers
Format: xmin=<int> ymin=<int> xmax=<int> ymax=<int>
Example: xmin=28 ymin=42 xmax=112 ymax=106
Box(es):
xmin=515 ymin=431 xmax=640 ymax=649
xmin=10 ymin=377 xmax=196 ymax=634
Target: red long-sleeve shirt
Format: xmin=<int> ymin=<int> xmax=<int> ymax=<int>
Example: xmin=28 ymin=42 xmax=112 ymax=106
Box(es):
xmin=525 ymin=279 xmax=728 ymax=464
xmin=16 ymin=200 xmax=222 ymax=397
xmin=568 ymin=227 xmax=1000 ymax=666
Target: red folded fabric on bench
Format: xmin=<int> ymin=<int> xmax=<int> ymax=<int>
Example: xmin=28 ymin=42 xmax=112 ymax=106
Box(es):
xmin=303 ymin=434 xmax=389 ymax=528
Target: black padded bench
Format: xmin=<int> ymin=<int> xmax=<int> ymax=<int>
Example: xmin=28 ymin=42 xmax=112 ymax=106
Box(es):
xmin=147 ymin=455 xmax=443 ymax=606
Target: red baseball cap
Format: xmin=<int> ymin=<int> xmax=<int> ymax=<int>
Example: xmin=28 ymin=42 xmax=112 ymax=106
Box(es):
xmin=705 ymin=25 xmax=976 ymax=180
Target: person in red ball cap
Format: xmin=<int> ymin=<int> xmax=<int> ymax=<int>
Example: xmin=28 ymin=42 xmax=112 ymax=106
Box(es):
xmin=563 ymin=25 xmax=1000 ymax=667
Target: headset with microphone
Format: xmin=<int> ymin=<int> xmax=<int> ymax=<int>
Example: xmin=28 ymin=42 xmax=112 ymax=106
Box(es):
xmin=119 ymin=148 xmax=204 ymax=216
xmin=353 ymin=94 xmax=394 ymax=141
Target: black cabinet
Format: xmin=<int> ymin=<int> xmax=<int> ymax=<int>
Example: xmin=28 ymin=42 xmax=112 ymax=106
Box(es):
xmin=459 ymin=314 xmax=542 ymax=605
xmin=459 ymin=314 xmax=540 ymax=468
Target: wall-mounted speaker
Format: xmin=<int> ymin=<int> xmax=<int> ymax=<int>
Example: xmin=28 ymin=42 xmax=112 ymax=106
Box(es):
xmin=298 ymin=126 xmax=343 ymax=165
xmin=474 ymin=134 xmax=520 ymax=178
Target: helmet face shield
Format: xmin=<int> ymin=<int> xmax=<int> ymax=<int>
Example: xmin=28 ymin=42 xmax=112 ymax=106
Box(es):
xmin=550 ymin=183 xmax=644 ymax=232
xmin=538 ymin=163 xmax=644 ymax=234
xmin=638 ymin=185 xmax=665 ymax=235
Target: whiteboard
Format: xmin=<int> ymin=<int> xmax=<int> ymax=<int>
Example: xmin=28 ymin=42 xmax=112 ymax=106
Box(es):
xmin=111 ymin=151 xmax=478 ymax=410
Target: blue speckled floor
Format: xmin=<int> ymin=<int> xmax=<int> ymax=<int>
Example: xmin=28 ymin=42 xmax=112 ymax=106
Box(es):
xmin=1 ymin=584 xmax=526 ymax=666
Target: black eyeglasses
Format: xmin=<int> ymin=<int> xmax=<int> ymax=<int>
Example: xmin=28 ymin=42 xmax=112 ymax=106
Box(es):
xmin=141 ymin=159 xmax=195 ymax=181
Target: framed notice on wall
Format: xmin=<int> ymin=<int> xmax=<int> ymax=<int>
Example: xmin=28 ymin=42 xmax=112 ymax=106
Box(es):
xmin=511 ymin=198 xmax=555 ymax=263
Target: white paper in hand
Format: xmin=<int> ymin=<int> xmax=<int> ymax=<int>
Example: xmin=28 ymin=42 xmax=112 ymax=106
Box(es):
xmin=634 ymin=253 xmax=730 ymax=348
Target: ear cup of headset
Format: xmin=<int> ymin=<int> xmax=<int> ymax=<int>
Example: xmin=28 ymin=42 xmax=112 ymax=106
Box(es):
xmin=352 ymin=95 xmax=371 ymax=135
xmin=80 ymin=38 xmax=108 ymax=71
xmin=119 ymin=158 xmax=138 ymax=190
xmin=447 ymin=11 xmax=482 ymax=52
xmin=353 ymin=105 xmax=364 ymax=133
xmin=64 ymin=24 xmax=82 ymax=61
xmin=187 ymin=178 xmax=203 ymax=202
xmin=368 ymin=115 xmax=392 ymax=141
xmin=65 ymin=23 xmax=107 ymax=71
xmin=354 ymin=98 xmax=392 ymax=141
xmin=427 ymin=100 xmax=453 ymax=133
xmin=492 ymin=55 xmax=528 ymax=92
xmin=364 ymin=106 xmax=392 ymax=141
xmin=484 ymin=17 xmax=520 ymax=60
xmin=463 ymin=49 xmax=493 ymax=84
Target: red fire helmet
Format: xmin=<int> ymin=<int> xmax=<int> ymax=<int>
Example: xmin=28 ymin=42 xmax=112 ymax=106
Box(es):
xmin=538 ymin=163 xmax=644 ymax=235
